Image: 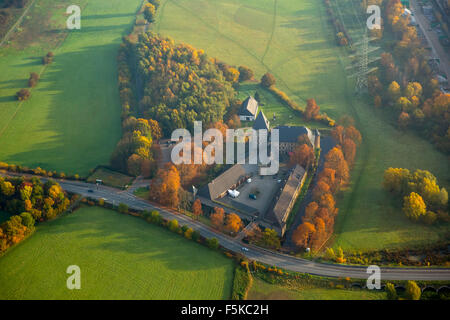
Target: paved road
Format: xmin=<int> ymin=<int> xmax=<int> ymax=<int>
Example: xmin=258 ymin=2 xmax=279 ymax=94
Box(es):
xmin=1 ymin=171 xmax=450 ymax=281
xmin=411 ymin=0 xmax=450 ymax=82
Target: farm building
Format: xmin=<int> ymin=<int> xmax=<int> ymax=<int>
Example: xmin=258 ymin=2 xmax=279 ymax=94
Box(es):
xmin=198 ymin=164 xmax=248 ymax=200
xmin=275 ymin=126 xmax=320 ymax=154
xmin=238 ymin=96 xmax=259 ymax=121
xmin=264 ymin=165 xmax=307 ymax=236
xmin=253 ymin=111 xmax=270 ymax=131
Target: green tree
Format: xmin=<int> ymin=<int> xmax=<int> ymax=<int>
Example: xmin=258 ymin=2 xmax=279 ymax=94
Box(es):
xmin=207 ymin=237 xmax=219 ymax=250
xmin=19 ymin=212 xmax=35 ymax=229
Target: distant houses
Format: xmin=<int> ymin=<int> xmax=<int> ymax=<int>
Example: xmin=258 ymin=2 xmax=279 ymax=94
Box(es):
xmin=238 ymin=96 xmax=259 ymax=121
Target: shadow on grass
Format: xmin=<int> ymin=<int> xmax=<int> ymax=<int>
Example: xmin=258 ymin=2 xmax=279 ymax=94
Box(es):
xmin=40 ymin=206 xmax=233 ymax=276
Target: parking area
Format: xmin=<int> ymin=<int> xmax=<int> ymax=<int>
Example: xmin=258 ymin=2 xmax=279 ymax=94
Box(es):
xmin=234 ymin=175 xmax=281 ymax=215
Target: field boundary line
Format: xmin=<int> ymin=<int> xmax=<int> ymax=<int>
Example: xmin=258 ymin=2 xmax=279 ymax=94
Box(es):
xmin=261 ymin=0 xmax=277 ymax=63
xmin=0 ymin=1 xmax=91 ymax=140
xmin=0 ymin=0 xmax=37 ymax=48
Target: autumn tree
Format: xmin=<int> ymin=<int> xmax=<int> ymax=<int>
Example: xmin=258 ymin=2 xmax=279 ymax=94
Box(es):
xmin=388 ymin=81 xmax=401 ymax=101
xmin=383 ymin=167 xmax=411 ymax=195
xmin=28 ymin=72 xmax=39 ymax=88
xmin=292 ymin=222 xmax=316 ymax=248
xmin=398 ymin=111 xmax=410 ymax=129
xmin=303 ymin=201 xmax=319 ymax=223
xmin=290 ymin=144 xmax=315 ymax=168
xmin=405 ymin=281 xmax=421 ymax=300
xmin=318 ymin=168 xmax=337 ymax=192
xmin=344 ymin=126 xmax=362 ymax=146
xmin=238 ymin=66 xmax=254 ymax=82
xmin=261 ymin=73 xmax=276 ymax=88
xmin=148 ymin=119 xmax=162 ymax=141
xmin=224 ymin=213 xmax=243 ymax=234
xmin=403 ymin=192 xmax=426 ymax=221
xmin=16 ymin=88 xmax=30 ymax=101
xmin=342 ymin=138 xmax=356 ymax=166
xmin=143 ymin=3 xmax=156 ymax=23
xmin=149 ymin=164 xmax=181 ymax=208
xmin=304 ymin=98 xmax=320 ymax=121
xmin=324 ymin=147 xmax=349 ymax=187
xmin=312 ymin=181 xmax=330 ymax=201
xmin=192 ymin=199 xmax=202 ymax=220
xmin=331 ymin=125 xmax=345 ymax=145
xmin=210 ymin=207 xmax=225 ymax=230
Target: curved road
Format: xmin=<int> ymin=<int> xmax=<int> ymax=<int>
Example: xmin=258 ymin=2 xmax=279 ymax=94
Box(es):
xmin=1 ymin=171 xmax=450 ymax=281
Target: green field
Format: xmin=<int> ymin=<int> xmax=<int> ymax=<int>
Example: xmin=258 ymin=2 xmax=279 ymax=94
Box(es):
xmin=0 ymin=0 xmax=142 ymax=176
xmin=248 ymin=277 xmax=385 ymax=300
xmin=153 ymin=0 xmax=449 ymax=251
xmin=0 ymin=206 xmax=234 ymax=299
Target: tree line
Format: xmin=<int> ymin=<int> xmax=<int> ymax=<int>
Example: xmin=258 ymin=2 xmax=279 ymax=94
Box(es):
xmin=0 ymin=177 xmax=71 ymax=253
xmin=367 ymin=0 xmax=449 ymax=154
xmin=291 ymin=118 xmax=362 ymax=251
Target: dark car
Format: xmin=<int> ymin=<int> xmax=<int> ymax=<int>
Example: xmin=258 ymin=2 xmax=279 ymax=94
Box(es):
xmin=88 ymin=189 xmax=94 ymax=193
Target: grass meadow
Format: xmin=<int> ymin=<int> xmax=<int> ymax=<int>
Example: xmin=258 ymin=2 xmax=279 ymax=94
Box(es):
xmin=0 ymin=0 xmax=142 ymax=176
xmin=0 ymin=206 xmax=234 ymax=299
xmin=154 ymin=0 xmax=449 ymax=251
xmin=248 ymin=277 xmax=385 ymax=300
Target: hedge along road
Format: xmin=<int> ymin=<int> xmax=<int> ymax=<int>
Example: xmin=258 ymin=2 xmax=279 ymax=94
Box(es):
xmin=1 ymin=171 xmax=449 ymax=281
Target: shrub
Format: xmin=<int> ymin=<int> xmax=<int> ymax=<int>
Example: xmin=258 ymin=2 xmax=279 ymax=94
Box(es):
xmin=405 ymin=281 xmax=421 ymax=300
xmin=28 ymin=72 xmax=39 ymax=87
xmin=16 ymin=88 xmax=31 ymax=101
xmin=231 ymin=266 xmax=253 ymax=300
xmin=168 ymin=219 xmax=179 ymax=232
xmin=118 ymin=203 xmax=128 ymax=214
xmin=261 ymin=73 xmax=276 ymax=88
xmin=43 ymin=52 xmax=54 ymax=65
xmin=207 ymin=237 xmax=219 ymax=250
xmin=385 ymin=282 xmax=398 ymax=300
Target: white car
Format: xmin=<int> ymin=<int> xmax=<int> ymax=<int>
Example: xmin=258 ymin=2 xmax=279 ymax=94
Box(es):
xmin=241 ymin=247 xmax=249 ymax=252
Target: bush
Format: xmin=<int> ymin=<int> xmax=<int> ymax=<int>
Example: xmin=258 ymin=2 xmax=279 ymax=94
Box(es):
xmin=43 ymin=52 xmax=54 ymax=65
xmin=168 ymin=219 xmax=179 ymax=232
xmin=207 ymin=237 xmax=219 ymax=250
xmin=385 ymin=282 xmax=398 ymax=300
xmin=118 ymin=203 xmax=128 ymax=214
xmin=231 ymin=266 xmax=253 ymax=300
xmin=16 ymin=88 xmax=30 ymax=101
xmin=405 ymin=281 xmax=421 ymax=300
xmin=261 ymin=73 xmax=276 ymax=88
xmin=28 ymin=72 xmax=39 ymax=87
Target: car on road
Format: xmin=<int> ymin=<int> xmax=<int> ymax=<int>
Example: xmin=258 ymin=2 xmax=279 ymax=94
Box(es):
xmin=241 ymin=247 xmax=249 ymax=252
xmin=88 ymin=189 xmax=94 ymax=193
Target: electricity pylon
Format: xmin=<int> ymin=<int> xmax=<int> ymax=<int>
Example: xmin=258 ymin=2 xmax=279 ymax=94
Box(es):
xmin=347 ymin=30 xmax=381 ymax=94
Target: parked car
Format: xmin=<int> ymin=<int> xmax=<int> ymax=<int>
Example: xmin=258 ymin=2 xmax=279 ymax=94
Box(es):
xmin=249 ymin=194 xmax=257 ymax=200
